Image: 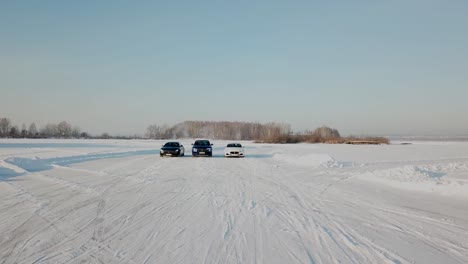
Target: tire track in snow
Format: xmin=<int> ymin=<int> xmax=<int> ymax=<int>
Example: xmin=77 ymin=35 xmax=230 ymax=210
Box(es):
xmin=247 ymin=156 xmax=409 ymax=264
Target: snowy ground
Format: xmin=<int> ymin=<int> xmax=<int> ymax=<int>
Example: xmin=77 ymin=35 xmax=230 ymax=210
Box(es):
xmin=0 ymin=139 xmax=467 ymax=264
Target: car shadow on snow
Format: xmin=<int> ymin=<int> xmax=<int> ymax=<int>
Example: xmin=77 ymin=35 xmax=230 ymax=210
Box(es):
xmin=210 ymin=154 xmax=273 ymax=159
xmin=167 ymin=153 xmax=272 ymax=159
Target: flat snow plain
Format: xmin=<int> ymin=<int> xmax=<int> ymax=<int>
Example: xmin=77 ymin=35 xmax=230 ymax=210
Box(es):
xmin=0 ymin=139 xmax=467 ymax=264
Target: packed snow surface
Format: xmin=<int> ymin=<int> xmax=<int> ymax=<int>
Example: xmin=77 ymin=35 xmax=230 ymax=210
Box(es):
xmin=0 ymin=139 xmax=467 ymax=264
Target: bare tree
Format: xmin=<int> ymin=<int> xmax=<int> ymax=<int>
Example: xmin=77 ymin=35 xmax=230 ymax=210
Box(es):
xmin=21 ymin=123 xmax=27 ymax=138
xmin=57 ymin=121 xmax=72 ymax=138
xmin=146 ymin=124 xmax=172 ymax=139
xmin=0 ymin=118 xmax=11 ymax=136
xmin=72 ymin=126 xmax=81 ymax=138
xmin=41 ymin=123 xmax=58 ymax=137
xmin=314 ymin=126 xmax=340 ymax=138
xmin=9 ymin=126 xmax=19 ymax=137
xmin=28 ymin=123 xmax=38 ymax=137
xmin=146 ymin=124 xmax=160 ymax=139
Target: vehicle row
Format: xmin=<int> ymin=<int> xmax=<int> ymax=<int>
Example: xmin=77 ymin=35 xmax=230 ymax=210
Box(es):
xmin=159 ymin=140 xmax=244 ymax=158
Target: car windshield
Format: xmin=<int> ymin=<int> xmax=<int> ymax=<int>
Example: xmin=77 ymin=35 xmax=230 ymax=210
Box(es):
xmin=194 ymin=140 xmax=210 ymax=146
xmin=164 ymin=142 xmax=179 ymax=147
xmin=227 ymin=143 xmax=242 ymax=148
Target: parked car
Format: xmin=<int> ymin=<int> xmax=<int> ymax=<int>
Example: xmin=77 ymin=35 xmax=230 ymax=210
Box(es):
xmin=191 ymin=140 xmax=213 ymax=157
xmin=160 ymin=142 xmax=185 ymax=157
xmin=224 ymin=143 xmax=245 ymax=158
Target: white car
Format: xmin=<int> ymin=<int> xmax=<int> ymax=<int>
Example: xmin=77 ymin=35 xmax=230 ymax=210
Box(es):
xmin=224 ymin=143 xmax=245 ymax=158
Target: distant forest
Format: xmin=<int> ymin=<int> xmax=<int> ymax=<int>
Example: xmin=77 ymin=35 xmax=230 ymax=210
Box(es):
xmin=0 ymin=117 xmax=98 ymax=139
xmin=0 ymin=117 xmax=388 ymax=144
xmin=145 ymin=121 xmax=343 ymax=143
xmin=145 ymin=121 xmax=389 ymax=144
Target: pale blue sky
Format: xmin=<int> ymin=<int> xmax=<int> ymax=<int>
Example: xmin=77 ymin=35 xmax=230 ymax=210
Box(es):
xmin=1 ymin=1 xmax=467 ymax=136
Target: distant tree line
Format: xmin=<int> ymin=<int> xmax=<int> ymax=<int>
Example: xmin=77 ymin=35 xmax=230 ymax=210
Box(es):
xmin=145 ymin=121 xmax=344 ymax=143
xmin=145 ymin=121 xmax=389 ymax=144
xmin=0 ymin=117 xmax=143 ymax=139
xmin=0 ymin=117 xmax=89 ymax=138
xmin=0 ymin=117 xmax=388 ymax=144
xmin=145 ymin=121 xmax=290 ymax=142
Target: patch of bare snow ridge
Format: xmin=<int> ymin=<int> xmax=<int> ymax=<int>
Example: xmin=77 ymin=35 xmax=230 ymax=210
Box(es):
xmin=360 ymin=162 xmax=468 ymax=197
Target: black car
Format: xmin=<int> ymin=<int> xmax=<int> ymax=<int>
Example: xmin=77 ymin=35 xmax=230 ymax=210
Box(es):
xmin=160 ymin=142 xmax=185 ymax=157
xmin=191 ymin=140 xmax=213 ymax=157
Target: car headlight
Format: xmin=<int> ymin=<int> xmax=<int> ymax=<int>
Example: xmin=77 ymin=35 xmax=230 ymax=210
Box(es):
xmin=160 ymin=150 xmax=164 ymax=153
xmin=207 ymin=148 xmax=212 ymax=152
xmin=193 ymin=148 xmax=197 ymax=151
xmin=175 ymin=149 xmax=179 ymax=152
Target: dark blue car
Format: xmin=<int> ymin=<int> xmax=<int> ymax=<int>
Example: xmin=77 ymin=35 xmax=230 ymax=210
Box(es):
xmin=191 ymin=140 xmax=213 ymax=157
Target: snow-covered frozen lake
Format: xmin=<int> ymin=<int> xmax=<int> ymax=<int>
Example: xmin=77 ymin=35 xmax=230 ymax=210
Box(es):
xmin=1 ymin=139 xmax=467 ymax=264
